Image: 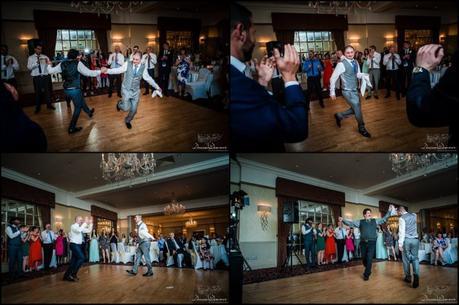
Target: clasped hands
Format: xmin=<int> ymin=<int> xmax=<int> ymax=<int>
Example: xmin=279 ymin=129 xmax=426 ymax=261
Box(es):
xmin=100 ymin=67 xmax=108 ymax=73
xmin=255 ymin=44 xmax=300 ymax=87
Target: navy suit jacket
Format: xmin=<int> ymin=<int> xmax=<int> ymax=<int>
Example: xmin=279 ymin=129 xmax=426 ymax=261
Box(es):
xmin=230 ymin=65 xmax=309 ymax=152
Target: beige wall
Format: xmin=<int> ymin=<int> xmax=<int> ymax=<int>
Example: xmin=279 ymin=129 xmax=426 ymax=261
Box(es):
xmin=109 ymin=24 xmax=159 ymax=54
xmin=342 ymin=201 xmax=383 ymax=221
xmin=346 ymin=24 xmax=397 ymax=51
xmin=51 ymin=203 xmax=91 ymax=233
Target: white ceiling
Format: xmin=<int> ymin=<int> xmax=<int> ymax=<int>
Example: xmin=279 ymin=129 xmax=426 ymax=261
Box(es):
xmin=238 ymin=153 xmax=457 ymax=203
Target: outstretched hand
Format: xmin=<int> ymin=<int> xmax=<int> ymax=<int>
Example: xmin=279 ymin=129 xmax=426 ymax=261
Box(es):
xmin=100 ymin=67 xmax=108 ymax=74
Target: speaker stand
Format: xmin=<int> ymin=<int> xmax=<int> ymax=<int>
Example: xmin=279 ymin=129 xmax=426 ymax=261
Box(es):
xmin=282 ymin=225 xmax=307 ymax=272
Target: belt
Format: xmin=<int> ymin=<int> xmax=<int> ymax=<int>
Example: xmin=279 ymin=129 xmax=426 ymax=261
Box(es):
xmin=65 ymin=87 xmax=78 ymax=90
xmin=33 ymin=75 xmax=48 ymax=77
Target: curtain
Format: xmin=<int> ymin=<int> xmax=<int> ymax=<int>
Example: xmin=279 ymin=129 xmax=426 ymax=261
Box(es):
xmin=275 ymin=31 xmax=295 ymax=45
xmin=331 ymin=30 xmax=345 ymax=51
xmin=37 ymin=205 xmax=51 ymax=228
xmin=36 ymin=28 xmax=57 ymax=59
xmin=329 ymin=204 xmax=341 ymax=226
xmin=95 ymin=29 xmax=109 ymax=55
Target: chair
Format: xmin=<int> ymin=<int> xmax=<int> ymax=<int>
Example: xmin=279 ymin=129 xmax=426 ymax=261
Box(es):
xmin=210 ymin=240 xmax=221 ymax=265
xmin=118 ymin=242 xmax=129 ymax=264
xmin=193 ymin=241 xmax=204 ymax=270
xmin=110 ymin=243 xmax=120 ymax=263
xmin=150 ymin=241 xmax=160 ymax=263
xmin=185 ymin=68 xmax=212 ymax=100
xmin=164 ymin=241 xmax=175 ymax=267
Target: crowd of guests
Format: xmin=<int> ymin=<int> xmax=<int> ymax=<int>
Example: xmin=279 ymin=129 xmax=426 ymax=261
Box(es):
xmin=4 ymin=216 xmax=229 ymax=279
xmin=298 ymin=217 xmax=457 ymax=268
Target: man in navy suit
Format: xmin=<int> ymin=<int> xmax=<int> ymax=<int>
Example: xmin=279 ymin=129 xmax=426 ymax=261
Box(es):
xmin=230 ymin=3 xmax=308 ymax=152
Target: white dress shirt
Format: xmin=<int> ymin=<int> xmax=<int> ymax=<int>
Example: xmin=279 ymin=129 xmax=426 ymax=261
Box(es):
xmin=107 ymin=52 xmax=125 ymax=68
xmin=366 ymin=51 xmax=381 ymax=69
xmin=353 ymin=227 xmax=361 ymax=239
xmin=1 ymin=54 xmax=19 ymax=79
xmin=69 ymin=222 xmax=93 ymax=244
xmin=334 ymin=226 xmax=346 ymax=239
xmin=107 ymin=61 xmax=160 ymax=90
xmin=6 ymin=224 xmax=21 ymax=239
xmin=383 ymin=53 xmax=402 ymax=70
xmin=27 ymin=53 xmax=50 ymax=76
xmin=230 ymin=55 xmax=299 ymax=88
xmin=142 ymin=52 xmax=157 ymax=69
xmin=136 ymin=221 xmax=155 ymax=241
xmin=41 ymin=229 xmax=56 ymax=244
xmin=329 ymin=57 xmax=364 ymax=96
xmin=47 ymin=61 xmax=101 ymax=78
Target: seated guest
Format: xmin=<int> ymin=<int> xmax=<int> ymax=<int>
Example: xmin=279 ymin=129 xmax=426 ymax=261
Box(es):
xmin=166 ymin=232 xmax=184 ymax=267
xmin=432 ymin=232 xmax=448 ymax=266
xmin=230 ymin=2 xmax=308 ymax=152
xmin=1 ymin=44 xmax=19 ymax=88
xmin=406 ymin=46 xmax=457 ymax=148
xmin=157 ymin=234 xmax=165 ymax=262
xmin=1 ymin=80 xmax=47 ymax=151
xmin=176 ymin=234 xmax=192 ymax=267
xmin=198 ymin=238 xmax=214 ymax=270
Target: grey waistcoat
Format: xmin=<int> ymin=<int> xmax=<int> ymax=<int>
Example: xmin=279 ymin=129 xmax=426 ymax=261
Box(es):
xmin=341 ymin=59 xmax=358 ymax=91
xmin=401 ymin=212 xmax=418 ymax=239
xmin=122 ymin=61 xmax=145 ymax=91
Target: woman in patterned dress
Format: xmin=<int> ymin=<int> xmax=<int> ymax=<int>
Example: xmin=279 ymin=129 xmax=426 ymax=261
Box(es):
xmin=175 ymin=48 xmax=192 ymax=97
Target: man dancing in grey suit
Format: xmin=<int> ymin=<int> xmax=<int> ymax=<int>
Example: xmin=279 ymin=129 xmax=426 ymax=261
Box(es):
xmin=126 ymin=214 xmax=155 ymax=277
xmin=106 ymin=51 xmax=161 ymax=129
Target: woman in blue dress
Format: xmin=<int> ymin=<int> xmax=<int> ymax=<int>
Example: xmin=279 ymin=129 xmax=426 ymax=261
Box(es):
xmin=89 ymin=229 xmax=100 ymax=263
xmin=376 ymin=226 xmax=388 ymax=259
xmin=175 ymin=48 xmax=192 ymax=97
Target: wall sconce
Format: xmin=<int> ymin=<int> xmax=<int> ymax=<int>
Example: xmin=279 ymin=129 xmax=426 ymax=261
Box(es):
xmin=146 ymin=36 xmax=156 ymax=46
xmin=257 ymin=203 xmax=272 ymax=231
xmin=199 ymin=35 xmax=206 ymax=44
xmin=439 ymin=34 xmax=446 ymax=43
xmin=349 ymin=36 xmax=360 ymax=45
xmin=112 ymin=36 xmax=123 ymax=46
xmin=209 ymin=225 xmax=216 ymax=234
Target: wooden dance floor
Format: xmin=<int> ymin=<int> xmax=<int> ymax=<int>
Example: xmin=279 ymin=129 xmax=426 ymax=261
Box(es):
xmin=286 ymin=96 xmax=449 ymax=152
xmin=23 ymin=95 xmax=228 ymax=152
xmin=1 ymin=265 xmax=229 ymax=304
xmin=243 ymin=261 xmax=457 ymax=303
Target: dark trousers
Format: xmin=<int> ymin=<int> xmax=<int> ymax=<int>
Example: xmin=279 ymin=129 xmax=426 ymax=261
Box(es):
xmin=65 ymin=88 xmax=91 ymax=130
xmin=307 ymin=76 xmax=323 ymax=104
xmin=361 ymin=240 xmax=376 ymax=277
xmin=33 ymin=75 xmax=52 ymax=110
xmin=8 ymin=245 xmax=23 ymax=278
xmin=43 ymin=243 xmax=54 ymax=270
xmin=4 ymin=77 xmax=18 ymax=89
xmin=65 ymin=243 xmax=85 ymax=278
xmin=159 ymin=67 xmax=170 ymax=95
xmin=385 ymin=70 xmax=400 ymax=98
xmin=336 ymin=239 xmax=345 ymax=263
xmin=304 ymin=239 xmax=316 ymax=267
xmin=144 ymin=68 xmax=155 ymax=93
xmin=108 ymin=74 xmax=122 ymax=96
xmin=401 ymin=67 xmax=412 ymax=96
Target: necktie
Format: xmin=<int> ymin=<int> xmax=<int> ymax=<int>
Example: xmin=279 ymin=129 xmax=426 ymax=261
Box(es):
xmin=351 ymin=60 xmax=358 ymax=74
xmin=37 ymin=54 xmax=42 ymax=74
xmin=134 ymin=65 xmax=138 ymax=76
xmin=391 ymin=55 xmax=395 ymax=70
xmin=48 ymin=231 xmax=52 ymax=243
xmin=115 ymin=53 xmax=119 ymax=67
xmin=148 ymin=54 xmax=151 ymax=69
xmin=370 ymin=56 xmax=374 ymax=69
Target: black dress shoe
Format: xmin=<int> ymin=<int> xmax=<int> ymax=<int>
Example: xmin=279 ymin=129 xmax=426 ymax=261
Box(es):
xmin=68 ymin=127 xmax=83 ymax=134
xmin=72 ymin=275 xmax=80 ymax=281
xmin=143 ymin=271 xmax=153 ymax=277
xmin=359 ymin=127 xmax=371 ymax=138
xmin=47 ymin=105 xmax=56 ymax=110
xmin=126 ymin=270 xmax=137 ymax=275
xmin=334 ymin=114 xmax=342 ymax=128
xmin=365 ymin=95 xmax=372 ymax=100
xmin=63 ymin=275 xmax=76 ymax=282
xmin=404 ymin=275 xmax=411 ymax=283
xmin=319 ymin=101 xmax=325 ymax=108
xmin=116 ymin=103 xmax=120 ymax=111
xmin=412 ymin=275 xmax=419 ymax=288
xmin=363 ymin=274 xmax=369 ymax=281
xmin=125 ymin=122 xmax=132 ymax=129
xmin=89 ymin=108 xmax=95 ymax=118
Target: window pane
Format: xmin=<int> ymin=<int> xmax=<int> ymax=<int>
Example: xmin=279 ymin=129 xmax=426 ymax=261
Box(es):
xmin=299 ymin=32 xmax=307 ymax=41
xmin=307 ymin=32 xmax=314 ymax=41
xmin=55 ymin=41 xmax=62 ymax=51
xmin=314 ymin=32 xmax=321 ymax=41
xmin=322 ymin=32 xmax=329 ymax=40
xmin=294 ymin=32 xmax=299 ymax=41
xmin=300 ymin=42 xmax=308 ymax=52
xmin=26 ymin=214 xmax=33 ymax=225
xmin=63 ymin=41 xmax=70 ymax=51
xmin=70 ymin=40 xmax=78 ymax=48
xmin=78 ymin=31 xmax=85 ymax=40
xmin=77 ymin=41 xmax=85 ymax=49
xmin=323 ymin=42 xmax=330 ymax=51
xmin=70 ymin=30 xmax=77 ymax=40
xmin=308 ymin=43 xmax=315 ymax=51
xmin=62 ymin=30 xmax=69 ymax=40
xmin=56 ymin=30 xmax=62 ymax=40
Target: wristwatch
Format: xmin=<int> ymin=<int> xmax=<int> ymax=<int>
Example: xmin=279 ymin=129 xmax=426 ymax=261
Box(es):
xmin=412 ymin=66 xmax=424 ymax=74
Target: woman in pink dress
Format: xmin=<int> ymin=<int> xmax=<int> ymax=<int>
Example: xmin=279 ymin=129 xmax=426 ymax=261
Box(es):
xmin=55 ymin=229 xmax=65 ymax=266
xmin=345 ymin=227 xmax=355 ymax=260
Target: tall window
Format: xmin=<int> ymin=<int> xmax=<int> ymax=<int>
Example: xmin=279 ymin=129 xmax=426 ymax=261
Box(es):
xmin=55 ymin=29 xmax=99 ymax=58
xmin=294 ymin=31 xmax=336 ymax=59
xmin=298 ymin=201 xmax=335 ymax=226
xmin=1 ymin=199 xmax=43 ymax=265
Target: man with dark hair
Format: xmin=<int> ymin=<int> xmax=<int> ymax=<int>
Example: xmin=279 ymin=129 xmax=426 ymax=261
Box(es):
xmin=6 ymin=217 xmax=28 ymax=279
xmin=27 ymin=43 xmax=55 ymax=113
xmin=400 ymin=41 xmax=416 ymax=97
xmin=301 ymin=217 xmax=316 ymax=268
xmin=365 ymin=45 xmax=381 ymax=100
xmin=339 ymin=204 xmax=395 ymax=281
xmin=158 ymin=42 xmax=173 ymax=96
xmin=230 ymin=2 xmax=308 ymax=152
xmin=406 ymin=45 xmax=457 ymax=148
xmin=1 ymin=44 xmax=19 ymax=89
xmin=47 ymin=49 xmax=101 ymax=134
xmin=383 ymin=45 xmax=401 ymax=100
xmin=397 ymin=205 xmax=420 ymax=288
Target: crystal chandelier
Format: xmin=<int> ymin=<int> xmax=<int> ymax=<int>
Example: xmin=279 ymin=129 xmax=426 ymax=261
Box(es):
xmin=307 ymin=1 xmax=376 ymax=14
xmin=70 ymin=1 xmax=144 ymax=16
xmin=163 ymin=199 xmax=186 ymax=216
xmin=100 ymin=153 xmax=156 ymax=182
xmin=185 ymin=218 xmax=198 ymax=228
xmin=389 ymin=153 xmax=456 ymax=176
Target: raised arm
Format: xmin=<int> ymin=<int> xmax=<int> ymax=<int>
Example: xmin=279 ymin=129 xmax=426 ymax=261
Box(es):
xmin=47 ymin=62 xmax=62 ymax=74
xmin=341 ymin=217 xmax=360 ymax=228
xmin=376 ymin=208 xmax=392 ymax=225
xmin=106 ymin=61 xmax=128 ymax=75
xmin=77 ymin=61 xmax=100 ymax=77
xmin=11 ymin=57 xmax=19 ymax=71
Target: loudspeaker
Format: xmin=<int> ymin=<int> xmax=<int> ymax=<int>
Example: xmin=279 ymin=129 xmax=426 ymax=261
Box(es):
xmin=283 ymin=200 xmax=299 ymax=223
xmin=229 ymin=250 xmax=243 ymax=304
xmin=27 ymin=39 xmax=43 ymax=56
